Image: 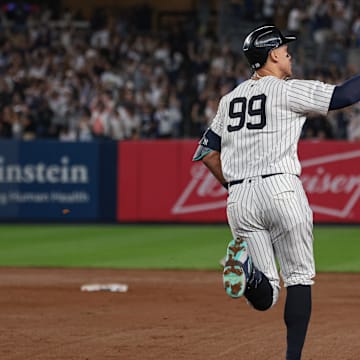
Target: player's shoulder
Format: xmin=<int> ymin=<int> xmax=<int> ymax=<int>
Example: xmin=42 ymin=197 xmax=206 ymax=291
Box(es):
xmin=277 ymin=78 xmax=315 ymax=100
xmin=221 ymin=79 xmax=253 ymax=100
xmin=255 ymin=76 xmax=290 ymax=94
xmin=285 ymin=78 xmax=333 ymax=92
xmin=217 ymin=82 xmax=244 ymax=105
xmin=265 ymin=75 xmax=289 ymax=88
xmin=285 ymin=78 xmax=309 ymax=86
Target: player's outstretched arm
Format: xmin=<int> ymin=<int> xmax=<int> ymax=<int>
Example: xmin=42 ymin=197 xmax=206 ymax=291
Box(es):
xmin=329 ymin=74 xmax=360 ymax=110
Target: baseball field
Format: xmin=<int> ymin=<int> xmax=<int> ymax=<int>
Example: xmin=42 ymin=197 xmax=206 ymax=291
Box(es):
xmin=1 ymin=224 xmax=359 ymax=359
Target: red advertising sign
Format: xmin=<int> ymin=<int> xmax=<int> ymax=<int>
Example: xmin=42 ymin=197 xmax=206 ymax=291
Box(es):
xmin=117 ymin=140 xmax=360 ymax=223
xmin=299 ymin=141 xmax=360 ymax=222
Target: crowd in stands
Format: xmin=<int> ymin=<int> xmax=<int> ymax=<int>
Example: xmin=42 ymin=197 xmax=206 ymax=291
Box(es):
xmin=0 ymin=0 xmax=360 ymax=142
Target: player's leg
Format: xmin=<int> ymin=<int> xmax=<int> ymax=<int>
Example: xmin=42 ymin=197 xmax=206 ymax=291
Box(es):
xmin=284 ymin=285 xmax=311 ymax=360
xmin=276 ymin=232 xmax=313 ymax=360
xmin=267 ymin=175 xmax=314 ymax=360
xmin=225 ymin=197 xmax=281 ymax=310
xmin=244 ymin=229 xmax=281 ymax=310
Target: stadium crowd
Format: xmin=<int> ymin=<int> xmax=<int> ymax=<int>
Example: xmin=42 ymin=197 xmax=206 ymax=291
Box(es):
xmin=0 ymin=0 xmax=360 ymax=142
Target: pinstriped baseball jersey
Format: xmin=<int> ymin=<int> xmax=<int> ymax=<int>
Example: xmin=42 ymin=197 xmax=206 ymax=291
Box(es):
xmin=210 ymin=76 xmax=335 ymax=181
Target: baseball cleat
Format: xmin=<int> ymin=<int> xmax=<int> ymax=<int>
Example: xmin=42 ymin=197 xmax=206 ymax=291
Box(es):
xmin=223 ymin=237 xmax=252 ymax=298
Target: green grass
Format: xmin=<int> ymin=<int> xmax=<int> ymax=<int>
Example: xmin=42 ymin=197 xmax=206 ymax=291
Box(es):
xmin=313 ymin=227 xmax=360 ymax=272
xmin=0 ymin=225 xmax=359 ymax=272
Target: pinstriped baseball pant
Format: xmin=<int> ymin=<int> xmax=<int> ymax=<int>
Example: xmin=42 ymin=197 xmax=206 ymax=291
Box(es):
xmin=226 ymin=173 xmax=315 ymax=307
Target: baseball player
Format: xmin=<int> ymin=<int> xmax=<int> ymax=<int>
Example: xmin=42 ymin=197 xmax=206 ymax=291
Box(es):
xmin=193 ymin=24 xmax=360 ymax=360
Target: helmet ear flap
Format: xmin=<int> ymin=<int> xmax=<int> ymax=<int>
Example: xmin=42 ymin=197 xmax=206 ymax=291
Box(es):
xmin=247 ymin=47 xmax=272 ymax=70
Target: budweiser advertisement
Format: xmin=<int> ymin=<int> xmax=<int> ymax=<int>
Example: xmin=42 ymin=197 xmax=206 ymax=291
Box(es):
xmin=117 ymin=140 xmax=360 ymax=223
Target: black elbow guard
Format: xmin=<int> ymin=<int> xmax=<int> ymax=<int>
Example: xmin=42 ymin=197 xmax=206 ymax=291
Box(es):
xmin=192 ymin=128 xmax=221 ymax=161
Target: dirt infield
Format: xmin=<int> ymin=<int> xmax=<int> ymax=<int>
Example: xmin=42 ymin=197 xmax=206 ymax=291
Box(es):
xmin=0 ymin=268 xmax=359 ymax=360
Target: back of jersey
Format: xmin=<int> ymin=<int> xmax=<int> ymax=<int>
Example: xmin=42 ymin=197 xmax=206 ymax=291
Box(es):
xmin=211 ymin=76 xmax=305 ymax=181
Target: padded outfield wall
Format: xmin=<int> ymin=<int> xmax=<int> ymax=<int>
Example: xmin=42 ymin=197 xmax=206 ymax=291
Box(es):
xmin=0 ymin=139 xmax=359 ymax=223
xmin=117 ymin=140 xmax=360 ymax=224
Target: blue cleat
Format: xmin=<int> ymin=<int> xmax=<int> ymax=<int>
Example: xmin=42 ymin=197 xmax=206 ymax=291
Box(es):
xmin=223 ymin=237 xmax=253 ymax=299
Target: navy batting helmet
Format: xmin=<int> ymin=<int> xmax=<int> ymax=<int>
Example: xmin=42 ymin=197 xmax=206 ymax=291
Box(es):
xmin=243 ymin=25 xmax=296 ymax=70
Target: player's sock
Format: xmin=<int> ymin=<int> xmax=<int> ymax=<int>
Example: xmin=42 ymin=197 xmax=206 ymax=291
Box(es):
xmin=284 ymin=285 xmax=312 ymax=360
xmin=245 ymin=268 xmax=273 ymax=311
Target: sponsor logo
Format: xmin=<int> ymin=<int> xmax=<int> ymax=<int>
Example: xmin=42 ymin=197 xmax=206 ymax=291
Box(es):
xmin=0 ymin=156 xmax=89 ymax=184
xmin=301 ymin=150 xmax=360 ymax=218
xmin=172 ymin=150 xmax=360 ymax=219
xmin=172 ymin=163 xmax=226 ymax=214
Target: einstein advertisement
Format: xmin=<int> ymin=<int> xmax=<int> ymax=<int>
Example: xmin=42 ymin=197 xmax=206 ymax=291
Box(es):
xmin=0 ymin=141 xmax=116 ymax=220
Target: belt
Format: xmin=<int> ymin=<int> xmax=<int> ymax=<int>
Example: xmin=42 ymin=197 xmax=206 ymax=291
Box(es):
xmin=228 ymin=173 xmax=283 ymax=187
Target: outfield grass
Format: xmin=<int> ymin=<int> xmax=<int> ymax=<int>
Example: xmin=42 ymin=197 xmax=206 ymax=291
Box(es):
xmin=0 ymin=225 xmax=359 ymax=272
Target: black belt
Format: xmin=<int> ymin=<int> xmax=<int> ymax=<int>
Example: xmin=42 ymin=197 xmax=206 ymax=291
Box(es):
xmin=228 ymin=173 xmax=283 ymax=187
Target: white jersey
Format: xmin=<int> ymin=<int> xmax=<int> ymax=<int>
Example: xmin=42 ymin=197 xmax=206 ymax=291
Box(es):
xmin=210 ymin=76 xmax=335 ymax=181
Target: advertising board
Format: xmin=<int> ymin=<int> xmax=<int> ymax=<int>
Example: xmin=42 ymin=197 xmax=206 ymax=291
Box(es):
xmin=0 ymin=140 xmax=116 ymax=220
xmin=117 ymin=140 xmax=360 ymax=223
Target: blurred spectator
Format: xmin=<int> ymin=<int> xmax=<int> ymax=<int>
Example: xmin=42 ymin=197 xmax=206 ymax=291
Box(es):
xmin=0 ymin=2 xmax=359 ymax=142
xmin=138 ymin=102 xmax=156 ymax=138
xmin=0 ymin=106 xmax=15 ymax=138
xmin=302 ymin=113 xmax=334 ymax=140
xmin=77 ymin=109 xmax=93 ymax=142
xmin=154 ymin=98 xmax=181 ymax=138
xmin=59 ymin=124 xmax=77 ymax=141
xmin=90 ymin=100 xmax=110 ymax=138
xmin=262 ymin=0 xmax=276 ymax=23
xmin=347 ymin=104 xmax=360 ymax=141
xmin=204 ymin=96 xmax=219 ymax=126
xmin=351 ymin=14 xmax=360 ymax=46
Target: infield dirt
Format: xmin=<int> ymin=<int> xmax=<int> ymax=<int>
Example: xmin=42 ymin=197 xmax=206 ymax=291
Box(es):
xmin=0 ymin=268 xmax=359 ymax=359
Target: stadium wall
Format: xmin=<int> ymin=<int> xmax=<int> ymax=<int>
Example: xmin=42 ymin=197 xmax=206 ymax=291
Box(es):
xmin=117 ymin=140 xmax=360 ymax=224
xmin=0 ymin=140 xmax=359 ymax=223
